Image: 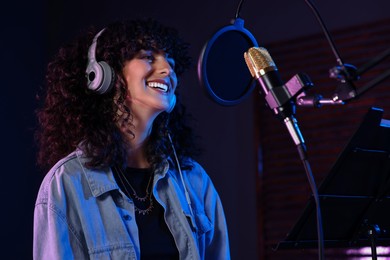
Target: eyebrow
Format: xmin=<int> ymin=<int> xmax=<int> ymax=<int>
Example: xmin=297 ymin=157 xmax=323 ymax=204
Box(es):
xmin=136 ymin=50 xmax=175 ymax=65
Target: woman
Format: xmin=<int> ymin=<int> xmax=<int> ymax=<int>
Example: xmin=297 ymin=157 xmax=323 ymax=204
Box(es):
xmin=33 ymin=18 xmax=230 ymax=259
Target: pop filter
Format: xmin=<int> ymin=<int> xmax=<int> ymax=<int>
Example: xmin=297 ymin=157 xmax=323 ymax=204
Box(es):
xmin=197 ymin=18 xmax=258 ymax=106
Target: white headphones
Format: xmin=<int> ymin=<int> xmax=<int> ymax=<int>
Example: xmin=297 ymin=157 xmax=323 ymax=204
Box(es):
xmin=85 ymin=29 xmax=115 ymax=94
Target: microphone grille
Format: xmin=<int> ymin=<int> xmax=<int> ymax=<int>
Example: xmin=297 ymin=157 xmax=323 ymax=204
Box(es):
xmin=244 ymin=47 xmax=276 ymax=77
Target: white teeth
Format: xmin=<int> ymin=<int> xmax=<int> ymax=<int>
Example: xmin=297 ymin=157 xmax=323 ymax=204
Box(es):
xmin=147 ymin=82 xmax=168 ymax=92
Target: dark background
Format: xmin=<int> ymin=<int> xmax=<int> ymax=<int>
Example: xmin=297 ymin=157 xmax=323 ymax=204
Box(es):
xmin=2 ymin=0 xmax=390 ymax=259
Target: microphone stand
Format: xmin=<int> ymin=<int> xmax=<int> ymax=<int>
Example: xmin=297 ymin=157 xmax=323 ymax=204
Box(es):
xmin=263 ymin=10 xmax=389 ymax=259
xmin=291 ymin=46 xmax=390 ymax=260
xmin=260 ymin=72 xmax=326 ymax=260
xmin=301 ymin=0 xmax=390 ymax=107
xmin=356 ymin=47 xmax=390 ymax=76
xmin=348 ymin=47 xmax=390 ymax=101
xmin=294 ymin=3 xmax=390 ymax=258
xmin=284 ymin=95 xmax=325 ymax=260
xmin=282 ymin=110 xmax=325 ymax=260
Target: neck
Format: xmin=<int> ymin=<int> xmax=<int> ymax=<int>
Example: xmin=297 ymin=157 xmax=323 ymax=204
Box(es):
xmin=121 ymin=112 xmax=158 ymax=169
xmin=126 ymin=144 xmax=150 ymax=168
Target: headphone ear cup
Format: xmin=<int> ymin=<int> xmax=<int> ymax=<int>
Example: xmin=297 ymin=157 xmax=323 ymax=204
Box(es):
xmin=85 ymin=28 xmax=114 ymax=94
xmin=166 ymin=94 xmax=176 ymax=113
xmin=86 ymin=60 xmax=114 ymax=94
xmin=96 ymin=61 xmax=114 ymax=94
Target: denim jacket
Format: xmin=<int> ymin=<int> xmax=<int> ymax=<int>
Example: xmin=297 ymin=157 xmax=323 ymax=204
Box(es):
xmin=33 ymin=150 xmax=230 ymax=259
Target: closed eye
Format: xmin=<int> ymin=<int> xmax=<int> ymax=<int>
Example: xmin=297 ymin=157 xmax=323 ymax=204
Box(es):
xmin=142 ymin=55 xmax=154 ymax=63
xmin=137 ymin=50 xmax=155 ymax=63
xmin=166 ymin=57 xmax=176 ymax=71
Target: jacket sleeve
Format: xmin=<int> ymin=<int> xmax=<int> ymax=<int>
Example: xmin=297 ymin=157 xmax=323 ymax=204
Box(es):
xmin=33 ymin=200 xmax=85 ymax=259
xmin=33 ymin=167 xmax=87 ymax=260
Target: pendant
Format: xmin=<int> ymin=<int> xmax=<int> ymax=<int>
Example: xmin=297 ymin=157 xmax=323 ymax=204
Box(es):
xmin=135 ymin=199 xmax=154 ymax=215
xmin=132 ymin=191 xmax=149 ymax=202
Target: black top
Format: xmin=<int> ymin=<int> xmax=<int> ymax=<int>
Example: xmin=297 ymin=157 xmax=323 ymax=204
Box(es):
xmin=113 ymin=166 xmax=179 ymax=260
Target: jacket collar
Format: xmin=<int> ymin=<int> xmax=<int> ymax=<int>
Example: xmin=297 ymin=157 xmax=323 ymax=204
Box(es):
xmin=76 ymin=150 xmax=171 ymax=197
xmin=74 ymin=150 xmax=119 ymax=197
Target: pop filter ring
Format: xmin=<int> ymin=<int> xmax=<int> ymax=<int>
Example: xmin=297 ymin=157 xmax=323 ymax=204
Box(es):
xmin=197 ymin=18 xmax=259 ymax=106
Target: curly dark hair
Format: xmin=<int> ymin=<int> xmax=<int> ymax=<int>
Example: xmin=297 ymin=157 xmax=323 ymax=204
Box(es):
xmin=35 ymin=18 xmax=199 ymax=172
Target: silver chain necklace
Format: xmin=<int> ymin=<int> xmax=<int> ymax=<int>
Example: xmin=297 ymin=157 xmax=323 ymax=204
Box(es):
xmin=115 ymin=166 xmax=154 ymax=215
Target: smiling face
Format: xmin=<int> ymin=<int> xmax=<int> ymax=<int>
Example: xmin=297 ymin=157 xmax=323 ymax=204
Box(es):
xmin=122 ymin=49 xmax=178 ymax=116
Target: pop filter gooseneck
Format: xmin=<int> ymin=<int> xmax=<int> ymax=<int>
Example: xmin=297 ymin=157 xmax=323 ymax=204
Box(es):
xmin=197 ymin=16 xmax=258 ymax=106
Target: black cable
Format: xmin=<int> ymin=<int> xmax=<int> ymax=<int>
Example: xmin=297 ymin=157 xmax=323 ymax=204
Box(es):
xmin=298 ymin=147 xmax=325 ymax=260
xmin=235 ymin=0 xmax=245 ymax=19
xmin=291 ymin=120 xmax=325 ymax=260
xmin=304 ymin=0 xmax=344 ymax=67
xmin=283 ymin=115 xmax=325 ymax=259
xmin=304 ymin=0 xmax=359 ymax=89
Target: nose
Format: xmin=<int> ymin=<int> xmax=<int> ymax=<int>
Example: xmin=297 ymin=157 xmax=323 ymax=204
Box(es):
xmin=155 ymin=56 xmax=173 ymax=76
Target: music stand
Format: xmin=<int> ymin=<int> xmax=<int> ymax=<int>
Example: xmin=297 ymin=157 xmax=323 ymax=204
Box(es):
xmin=276 ymin=107 xmax=390 ymax=256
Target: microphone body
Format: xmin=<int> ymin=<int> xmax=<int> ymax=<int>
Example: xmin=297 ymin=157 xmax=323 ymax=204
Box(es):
xmin=258 ymin=70 xmax=294 ymax=115
xmin=244 ymin=47 xmax=306 ymax=155
xmin=244 ymin=47 xmax=302 ymax=120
